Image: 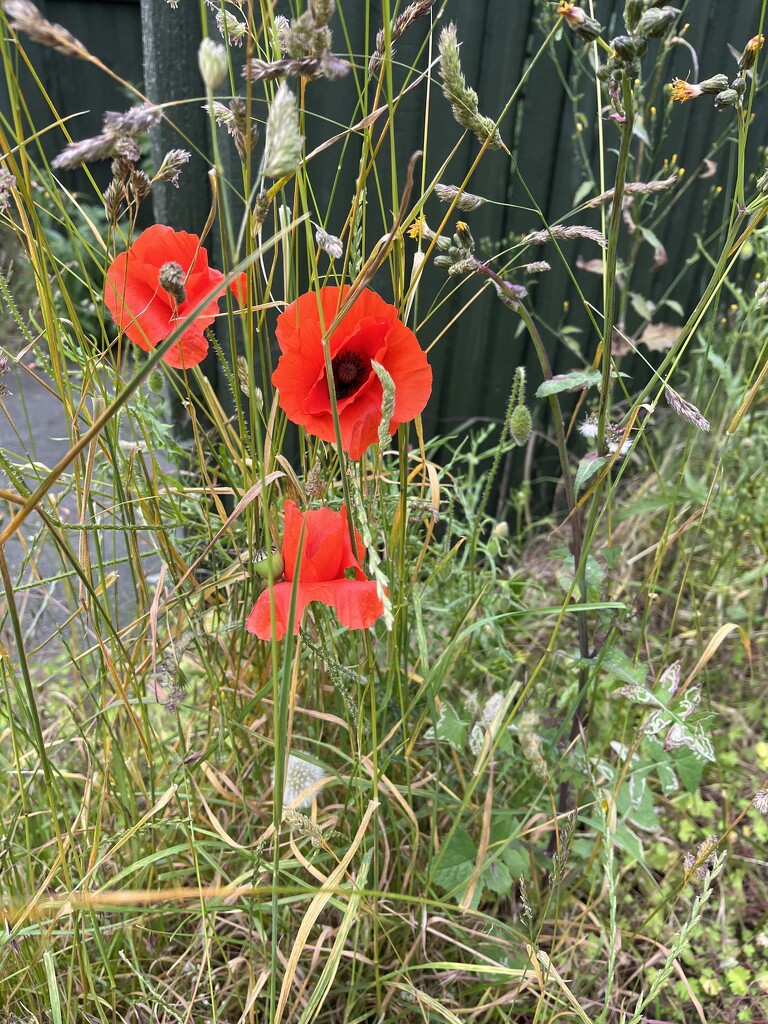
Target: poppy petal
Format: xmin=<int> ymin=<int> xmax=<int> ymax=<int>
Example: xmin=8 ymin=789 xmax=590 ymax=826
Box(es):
xmin=245 ymin=581 xmax=311 ymax=640
xmin=303 ymin=579 xmax=385 ymax=630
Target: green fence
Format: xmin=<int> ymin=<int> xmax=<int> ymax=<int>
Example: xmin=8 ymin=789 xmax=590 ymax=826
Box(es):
xmin=3 ymin=0 xmax=767 ymax=451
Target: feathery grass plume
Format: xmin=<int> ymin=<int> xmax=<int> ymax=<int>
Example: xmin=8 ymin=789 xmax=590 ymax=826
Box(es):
xmin=626 ymin=852 xmax=726 ymax=1024
xmin=523 ymin=224 xmax=608 ymax=248
xmin=754 ymin=789 xmax=768 ymax=814
xmin=198 ymin=37 xmax=228 ymax=91
xmin=244 ymin=53 xmax=349 ymax=82
xmin=154 ymin=148 xmax=190 ymax=188
xmin=216 ymin=9 xmax=247 ymax=46
xmin=104 ymin=103 xmax=162 ymax=135
xmin=434 ymin=183 xmax=486 ymax=211
xmin=262 ymin=82 xmax=304 ymax=178
xmin=438 ymin=24 xmax=502 ymax=150
xmin=369 ymin=0 xmax=437 ymax=73
xmin=52 ymin=134 xmax=116 ymax=170
xmin=315 ymin=226 xmax=343 ymax=259
xmin=283 ymin=809 xmax=325 ymax=847
xmin=309 ymin=0 xmax=335 ymax=27
xmin=585 ymin=174 xmax=677 ymax=208
xmin=524 ymin=260 xmax=550 ymax=273
xmin=273 ymin=754 xmax=327 ymax=809
xmin=665 ymin=386 xmax=710 ymax=431
xmin=3 ymin=0 xmax=92 ymax=60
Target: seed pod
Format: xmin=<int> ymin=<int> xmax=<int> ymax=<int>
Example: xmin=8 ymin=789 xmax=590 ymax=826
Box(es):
xmin=252 ymin=546 xmax=285 ymax=580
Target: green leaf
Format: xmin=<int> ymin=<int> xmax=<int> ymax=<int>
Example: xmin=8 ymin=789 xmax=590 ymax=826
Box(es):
xmin=726 ymin=965 xmax=751 ymax=997
xmin=424 ymin=701 xmax=468 ymax=751
xmin=431 ymin=828 xmax=477 ymax=896
xmin=673 ymin=747 xmax=706 ymax=792
xmin=481 ymin=858 xmax=513 ymax=896
xmin=603 ymin=648 xmax=647 ymax=688
xmin=575 ymin=454 xmax=608 ymax=494
xmin=536 ymin=370 xmax=602 ymax=398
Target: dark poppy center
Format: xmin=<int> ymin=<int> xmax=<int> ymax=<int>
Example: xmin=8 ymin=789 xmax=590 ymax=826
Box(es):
xmin=331 ymin=350 xmax=368 ymax=400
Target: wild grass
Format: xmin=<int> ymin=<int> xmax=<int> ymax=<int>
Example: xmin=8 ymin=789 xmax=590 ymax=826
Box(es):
xmin=1 ymin=1 xmax=767 ymax=1021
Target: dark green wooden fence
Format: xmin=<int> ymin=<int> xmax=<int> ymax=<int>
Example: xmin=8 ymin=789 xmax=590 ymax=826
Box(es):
xmin=3 ymin=0 xmax=767 ymax=454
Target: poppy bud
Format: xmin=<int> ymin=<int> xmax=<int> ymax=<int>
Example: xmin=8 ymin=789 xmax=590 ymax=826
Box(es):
xmin=198 ymin=37 xmax=228 ymax=91
xmin=252 ymin=545 xmax=285 ymax=580
xmin=510 ymin=404 xmax=532 ymax=446
xmin=636 ymin=6 xmax=680 ymax=38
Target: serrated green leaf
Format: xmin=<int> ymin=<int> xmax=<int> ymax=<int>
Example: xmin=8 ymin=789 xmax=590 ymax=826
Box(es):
xmin=424 ymin=701 xmax=468 ymax=751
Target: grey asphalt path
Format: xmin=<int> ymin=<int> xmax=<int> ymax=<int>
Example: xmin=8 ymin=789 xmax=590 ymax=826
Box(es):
xmin=0 ymin=361 xmax=160 ymax=658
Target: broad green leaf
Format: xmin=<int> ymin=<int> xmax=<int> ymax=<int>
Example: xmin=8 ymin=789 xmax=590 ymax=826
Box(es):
xmin=575 ymin=454 xmax=608 ymax=494
xmin=536 ymin=370 xmax=602 ymax=398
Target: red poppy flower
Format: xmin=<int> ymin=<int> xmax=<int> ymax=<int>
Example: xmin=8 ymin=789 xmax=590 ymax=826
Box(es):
xmin=272 ymin=285 xmax=432 ymax=459
xmin=104 ymin=224 xmax=246 ymax=369
xmin=245 ymin=499 xmax=385 ymax=640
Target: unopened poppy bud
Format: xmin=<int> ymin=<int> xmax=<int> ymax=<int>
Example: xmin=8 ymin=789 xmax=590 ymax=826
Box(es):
xmin=510 ymin=404 xmax=532 ymax=446
xmin=159 ymin=261 xmax=186 ymax=304
xmin=611 ymin=35 xmax=648 ymax=59
xmin=714 ymin=88 xmax=740 ymax=110
xmin=698 ymin=73 xmax=730 ymax=95
xmin=198 ymin=37 xmax=228 ymax=91
xmin=636 ymin=6 xmax=680 ymax=38
xmin=739 ymin=34 xmax=764 ymax=72
xmin=252 ymin=545 xmax=285 ymax=580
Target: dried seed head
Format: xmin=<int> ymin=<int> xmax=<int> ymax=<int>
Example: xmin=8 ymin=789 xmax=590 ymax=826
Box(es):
xmin=262 ymin=82 xmax=304 ymax=178
xmin=103 ymin=104 xmax=162 ymax=136
xmin=0 ymin=167 xmax=16 ymax=211
xmin=434 ymin=183 xmax=486 ymax=211
xmin=252 ymin=190 xmax=270 ymax=232
xmin=129 ymin=170 xmax=151 ymax=203
xmin=523 ymin=224 xmax=608 ymax=248
xmin=52 ymin=133 xmax=115 ymax=170
xmin=3 ymin=0 xmax=91 ymax=60
xmin=103 ymin=179 xmax=125 ymax=224
xmin=155 ymin=148 xmax=190 ymax=187
xmin=114 ymin=135 xmax=141 ymax=163
xmin=158 ymin=261 xmax=186 ymax=304
xmin=438 ymin=23 xmax=502 ymax=150
xmin=198 ymin=37 xmax=228 ymax=91
xmin=524 ymin=260 xmax=551 ymax=273
xmin=664 ymin=386 xmax=710 ymax=432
